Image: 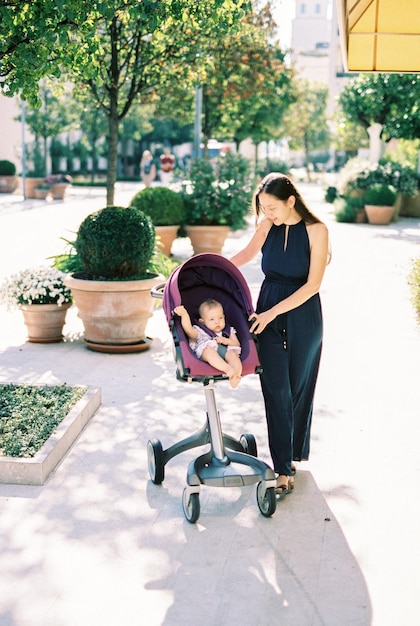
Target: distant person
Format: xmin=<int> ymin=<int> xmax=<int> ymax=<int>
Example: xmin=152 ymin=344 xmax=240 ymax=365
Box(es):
xmin=140 ymin=150 xmax=156 ymax=187
xmin=174 ymin=299 xmax=242 ymax=388
xmin=159 ymin=147 xmax=176 ymax=186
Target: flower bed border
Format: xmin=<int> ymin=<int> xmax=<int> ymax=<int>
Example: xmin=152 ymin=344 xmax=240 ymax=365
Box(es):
xmin=0 ymin=385 xmax=101 ymax=485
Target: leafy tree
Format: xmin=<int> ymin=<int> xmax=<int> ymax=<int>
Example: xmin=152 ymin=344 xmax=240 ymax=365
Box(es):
xmin=231 ymin=45 xmax=297 ymax=170
xmin=338 ymin=73 xmax=420 ymax=142
xmin=72 ymin=99 xmax=109 ymax=181
xmin=281 ymin=79 xmax=330 ymax=179
xmin=201 ymin=4 xmax=295 ymax=157
xmin=1 ymin=0 xmax=249 ymax=204
xmin=153 ymin=2 xmax=295 ymax=167
xmin=0 ymin=1 xmax=105 ymax=102
xmin=332 ymin=109 xmax=368 ymax=153
xmin=19 ymin=82 xmax=76 ymax=176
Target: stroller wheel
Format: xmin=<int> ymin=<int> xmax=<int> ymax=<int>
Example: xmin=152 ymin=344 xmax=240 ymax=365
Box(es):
xmin=147 ymin=439 xmax=165 ymax=484
xmin=256 ymin=482 xmax=276 ymax=517
xmin=182 ymin=488 xmax=200 ymax=524
xmin=239 ymin=433 xmax=258 ymax=457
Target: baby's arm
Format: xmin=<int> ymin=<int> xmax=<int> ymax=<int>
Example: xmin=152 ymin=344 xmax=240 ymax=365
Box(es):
xmin=173 ymin=305 xmax=199 ymax=340
xmin=216 ymin=328 xmax=240 ymax=347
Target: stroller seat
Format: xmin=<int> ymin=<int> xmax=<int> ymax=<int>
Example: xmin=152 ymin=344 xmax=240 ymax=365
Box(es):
xmin=148 ymin=253 xmax=276 ymax=523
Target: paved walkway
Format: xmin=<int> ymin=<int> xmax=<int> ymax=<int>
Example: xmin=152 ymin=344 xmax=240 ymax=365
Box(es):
xmin=0 ymin=182 xmax=419 ymax=626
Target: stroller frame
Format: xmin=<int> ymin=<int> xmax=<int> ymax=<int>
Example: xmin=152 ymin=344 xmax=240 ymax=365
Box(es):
xmin=148 ymin=254 xmax=276 ymax=523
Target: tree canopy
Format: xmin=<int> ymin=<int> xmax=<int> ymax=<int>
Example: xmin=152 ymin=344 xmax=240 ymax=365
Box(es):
xmin=1 ymin=0 xmax=250 ymax=203
xmin=338 ymin=73 xmax=420 ymax=142
xmin=280 ymin=79 xmax=330 ymax=177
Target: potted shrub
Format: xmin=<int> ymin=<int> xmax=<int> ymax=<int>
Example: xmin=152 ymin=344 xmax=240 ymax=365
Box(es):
xmin=364 ymin=184 xmax=397 ymax=225
xmin=337 ymin=158 xmax=418 ymax=222
xmin=23 ymin=169 xmax=46 ymax=199
xmin=63 ymin=205 xmax=163 ymax=353
xmin=0 ymin=266 xmax=72 ymax=342
xmin=34 ymin=182 xmax=51 ymax=200
xmin=46 ymin=173 xmax=73 ymax=200
xmin=129 ymin=186 xmax=184 ymax=256
xmin=181 ymin=152 xmax=252 ymax=254
xmin=0 ymin=160 xmax=18 ymax=193
xmin=334 ymin=195 xmax=366 ymax=223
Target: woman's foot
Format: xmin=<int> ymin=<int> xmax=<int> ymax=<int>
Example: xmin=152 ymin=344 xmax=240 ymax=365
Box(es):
xmin=275 ymin=475 xmax=294 ymax=495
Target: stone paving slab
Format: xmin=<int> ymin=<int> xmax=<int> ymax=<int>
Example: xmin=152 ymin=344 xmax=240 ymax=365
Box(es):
xmin=0 ymin=182 xmax=419 ymax=626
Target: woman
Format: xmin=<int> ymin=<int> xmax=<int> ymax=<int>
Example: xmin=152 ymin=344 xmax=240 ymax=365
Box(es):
xmin=230 ymin=173 xmax=330 ymax=496
xmin=140 ymin=150 xmax=156 ymax=187
xmin=159 ymin=147 xmax=176 ymax=186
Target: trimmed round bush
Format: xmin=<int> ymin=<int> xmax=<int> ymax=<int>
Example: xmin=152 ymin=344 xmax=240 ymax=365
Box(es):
xmin=130 ymin=186 xmax=184 ymax=226
xmin=0 ymin=160 xmax=16 ymax=176
xmin=364 ymin=184 xmax=397 ymax=206
xmin=75 ymin=206 xmax=156 ymax=279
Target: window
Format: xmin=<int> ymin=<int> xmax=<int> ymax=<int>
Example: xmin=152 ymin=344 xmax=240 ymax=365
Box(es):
xmin=315 ymin=3 xmax=321 ymax=14
xmin=300 ymin=3 xmax=306 ymax=14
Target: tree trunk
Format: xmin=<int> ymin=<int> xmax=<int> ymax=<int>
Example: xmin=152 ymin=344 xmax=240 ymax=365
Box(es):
xmin=106 ymin=16 xmax=120 ymax=206
xmin=106 ymin=110 xmax=118 ymax=206
xmin=254 ymin=142 xmax=259 ymax=174
xmin=367 ymin=123 xmax=383 ymax=165
xmin=304 ymin=136 xmax=312 ymax=181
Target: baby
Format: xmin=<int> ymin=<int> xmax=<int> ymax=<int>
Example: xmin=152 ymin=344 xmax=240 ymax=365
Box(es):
xmin=174 ymin=298 xmax=242 ymax=388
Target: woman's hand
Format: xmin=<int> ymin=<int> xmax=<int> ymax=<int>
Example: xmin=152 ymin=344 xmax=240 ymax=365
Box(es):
xmin=248 ymin=310 xmax=276 ymax=334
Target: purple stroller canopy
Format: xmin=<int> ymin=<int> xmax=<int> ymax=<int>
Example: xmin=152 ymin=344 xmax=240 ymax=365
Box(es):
xmin=163 ymin=253 xmax=260 ymax=380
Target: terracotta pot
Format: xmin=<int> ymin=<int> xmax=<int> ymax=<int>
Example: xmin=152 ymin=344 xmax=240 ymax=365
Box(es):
xmin=20 ymin=302 xmax=72 ymax=343
xmin=155 ymin=225 xmax=179 ymax=256
xmin=397 ymin=192 xmax=420 ymax=218
xmin=354 ymin=208 xmax=367 ymax=223
xmin=24 ymin=178 xmax=46 ymax=199
xmin=0 ymin=176 xmax=18 ymax=193
xmin=364 ymin=204 xmax=395 ymax=225
xmin=51 ymin=183 xmax=69 ymax=200
xmin=34 ymin=188 xmax=50 ymax=200
xmin=185 ymin=225 xmax=230 ymax=255
xmin=64 ymin=273 xmax=163 ymax=353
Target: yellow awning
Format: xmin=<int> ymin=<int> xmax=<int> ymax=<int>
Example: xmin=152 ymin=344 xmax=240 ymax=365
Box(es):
xmin=336 ymin=0 xmax=420 ymax=72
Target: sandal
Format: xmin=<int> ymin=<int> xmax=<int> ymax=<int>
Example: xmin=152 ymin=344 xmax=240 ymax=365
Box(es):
xmin=275 ymin=475 xmax=294 ymax=496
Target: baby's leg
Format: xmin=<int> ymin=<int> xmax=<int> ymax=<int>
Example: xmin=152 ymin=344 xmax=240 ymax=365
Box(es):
xmin=226 ymin=351 xmax=242 ymax=376
xmin=201 ymin=347 xmax=238 ymax=388
xmin=225 ymin=351 xmax=242 ymax=387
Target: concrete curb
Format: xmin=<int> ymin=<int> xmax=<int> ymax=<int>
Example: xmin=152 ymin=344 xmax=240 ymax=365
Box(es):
xmin=0 ymin=385 xmax=101 ymax=485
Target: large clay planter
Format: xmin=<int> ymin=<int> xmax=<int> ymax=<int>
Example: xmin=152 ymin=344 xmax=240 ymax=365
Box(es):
xmin=185 ymin=225 xmax=230 ymax=255
xmin=0 ymin=176 xmax=18 ymax=193
xmin=354 ymin=208 xmax=367 ymax=223
xmin=51 ymin=183 xmax=69 ymax=200
xmin=397 ymin=192 xmax=420 ymax=218
xmin=20 ymin=302 xmax=72 ymax=343
xmin=364 ymin=204 xmax=395 ymax=225
xmin=155 ymin=225 xmax=179 ymax=256
xmin=24 ymin=178 xmax=45 ymax=199
xmin=64 ymin=273 xmax=163 ymax=353
xmin=34 ymin=187 xmax=50 ymax=200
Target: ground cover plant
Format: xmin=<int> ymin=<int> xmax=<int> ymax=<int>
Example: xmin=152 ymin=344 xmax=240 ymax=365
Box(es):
xmin=0 ymin=384 xmax=87 ymax=458
xmin=409 ymin=257 xmax=420 ymax=324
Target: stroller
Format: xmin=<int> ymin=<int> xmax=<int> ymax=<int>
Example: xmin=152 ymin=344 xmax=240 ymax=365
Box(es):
xmin=148 ymin=253 xmax=276 ymax=523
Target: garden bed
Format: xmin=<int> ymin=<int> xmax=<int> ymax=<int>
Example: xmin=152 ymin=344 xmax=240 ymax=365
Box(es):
xmin=0 ymin=383 xmax=101 ymax=485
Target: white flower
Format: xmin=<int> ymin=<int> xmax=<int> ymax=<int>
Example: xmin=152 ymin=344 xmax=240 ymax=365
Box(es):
xmin=0 ymin=266 xmax=72 ymax=310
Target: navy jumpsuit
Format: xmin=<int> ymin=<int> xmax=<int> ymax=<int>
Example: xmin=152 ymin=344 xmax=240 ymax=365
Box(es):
xmin=256 ymin=220 xmax=323 ymax=477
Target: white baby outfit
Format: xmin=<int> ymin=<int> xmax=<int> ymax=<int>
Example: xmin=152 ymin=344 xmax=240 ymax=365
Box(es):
xmin=189 ymin=325 xmax=241 ymax=360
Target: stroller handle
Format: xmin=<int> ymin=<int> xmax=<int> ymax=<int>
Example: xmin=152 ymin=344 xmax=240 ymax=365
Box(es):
xmin=151 ymin=282 xmax=166 ymax=300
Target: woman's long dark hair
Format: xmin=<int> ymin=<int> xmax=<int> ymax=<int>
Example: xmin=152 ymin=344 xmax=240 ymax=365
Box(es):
xmin=253 ymin=172 xmax=321 ymax=226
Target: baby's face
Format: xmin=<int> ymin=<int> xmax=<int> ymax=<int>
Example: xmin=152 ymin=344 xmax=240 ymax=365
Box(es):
xmin=200 ymin=305 xmax=225 ymax=333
